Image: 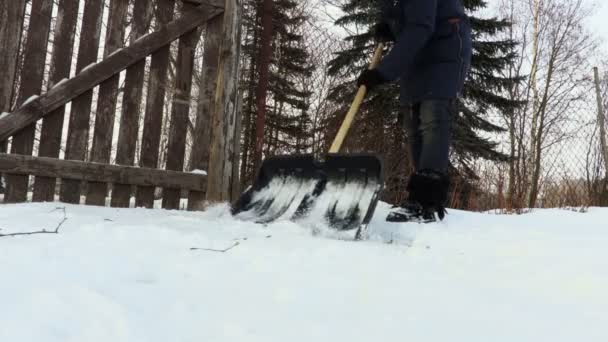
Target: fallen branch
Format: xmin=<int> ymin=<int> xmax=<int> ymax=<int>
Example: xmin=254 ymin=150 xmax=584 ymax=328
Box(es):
xmin=190 ymin=241 xmax=240 ymax=253
xmin=0 ymin=207 xmax=67 ymax=238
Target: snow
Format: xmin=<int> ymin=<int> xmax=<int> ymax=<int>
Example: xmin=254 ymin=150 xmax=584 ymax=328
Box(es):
xmin=191 ymin=169 xmax=207 ymax=175
xmin=0 ymin=112 xmax=9 ymax=120
xmin=1 ymin=202 xmax=607 ymax=342
xmin=21 ymin=95 xmax=39 ymax=106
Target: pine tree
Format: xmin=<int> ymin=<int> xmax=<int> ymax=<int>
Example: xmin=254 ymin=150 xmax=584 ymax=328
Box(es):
xmin=326 ymin=0 xmax=522 ymax=205
xmin=239 ymin=0 xmax=314 ymax=185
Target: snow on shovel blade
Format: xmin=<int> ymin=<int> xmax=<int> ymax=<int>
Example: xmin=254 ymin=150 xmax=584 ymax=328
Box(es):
xmin=232 ymin=154 xmax=382 ymax=231
xmin=297 ymin=154 xmax=383 ymax=231
xmin=231 ymin=155 xmax=322 ymax=224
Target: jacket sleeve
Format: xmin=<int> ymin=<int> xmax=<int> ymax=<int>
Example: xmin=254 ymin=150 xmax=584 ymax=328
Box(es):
xmin=377 ymin=0 xmax=438 ymax=82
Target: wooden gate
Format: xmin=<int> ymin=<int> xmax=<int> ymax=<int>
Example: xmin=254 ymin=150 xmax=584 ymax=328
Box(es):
xmin=0 ymin=0 xmax=242 ymax=210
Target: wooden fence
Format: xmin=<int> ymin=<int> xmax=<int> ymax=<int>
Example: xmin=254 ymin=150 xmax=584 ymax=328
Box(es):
xmin=0 ymin=0 xmax=242 ymax=210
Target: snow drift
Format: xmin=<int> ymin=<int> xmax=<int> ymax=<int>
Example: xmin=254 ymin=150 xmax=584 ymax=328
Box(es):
xmin=1 ymin=202 xmax=607 ymax=342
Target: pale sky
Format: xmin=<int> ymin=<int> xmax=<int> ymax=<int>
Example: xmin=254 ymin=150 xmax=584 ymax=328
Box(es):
xmin=588 ymin=0 xmax=608 ymax=52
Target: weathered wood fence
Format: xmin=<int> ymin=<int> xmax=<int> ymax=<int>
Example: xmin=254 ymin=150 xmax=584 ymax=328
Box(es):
xmin=0 ymin=0 xmax=242 ymax=210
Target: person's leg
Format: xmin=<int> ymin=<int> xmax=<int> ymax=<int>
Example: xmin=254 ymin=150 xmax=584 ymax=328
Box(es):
xmin=403 ymin=103 xmax=422 ymax=170
xmin=416 ymin=100 xmax=454 ymax=172
xmin=408 ymin=99 xmax=454 ymax=219
xmin=388 ymin=99 xmax=454 ymax=223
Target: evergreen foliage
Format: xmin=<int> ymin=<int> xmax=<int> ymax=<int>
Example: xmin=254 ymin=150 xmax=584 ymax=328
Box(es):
xmin=239 ymin=0 xmax=314 ymax=184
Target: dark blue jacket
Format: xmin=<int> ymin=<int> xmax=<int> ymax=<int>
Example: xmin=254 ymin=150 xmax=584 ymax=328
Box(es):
xmin=376 ymin=0 xmax=472 ymax=104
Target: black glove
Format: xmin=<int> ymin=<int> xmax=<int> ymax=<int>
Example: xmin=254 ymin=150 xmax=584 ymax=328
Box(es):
xmin=357 ymin=69 xmax=386 ymax=92
xmin=374 ymin=22 xmax=395 ymax=42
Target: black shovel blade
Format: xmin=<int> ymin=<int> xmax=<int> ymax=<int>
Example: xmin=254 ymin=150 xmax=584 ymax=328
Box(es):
xmin=231 ymin=155 xmax=322 ymax=224
xmin=301 ymin=154 xmax=383 ymax=231
xmin=232 ymin=154 xmax=383 ymax=231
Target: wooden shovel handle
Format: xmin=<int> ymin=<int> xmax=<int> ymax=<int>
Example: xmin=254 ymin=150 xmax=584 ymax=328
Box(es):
xmin=329 ymin=44 xmax=385 ymax=154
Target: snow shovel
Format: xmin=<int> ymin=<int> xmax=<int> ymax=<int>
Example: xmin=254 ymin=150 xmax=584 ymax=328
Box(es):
xmin=232 ymin=44 xmax=385 ymax=232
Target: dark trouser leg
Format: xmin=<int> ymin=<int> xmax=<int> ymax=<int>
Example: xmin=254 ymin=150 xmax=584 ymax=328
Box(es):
xmin=394 ymin=100 xmax=455 ymax=221
xmin=403 ymin=103 xmax=422 ymax=170
xmin=416 ymin=100 xmax=454 ymax=172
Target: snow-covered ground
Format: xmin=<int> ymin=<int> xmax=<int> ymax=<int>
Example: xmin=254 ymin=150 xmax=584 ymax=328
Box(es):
xmin=1 ymin=202 xmax=607 ymax=342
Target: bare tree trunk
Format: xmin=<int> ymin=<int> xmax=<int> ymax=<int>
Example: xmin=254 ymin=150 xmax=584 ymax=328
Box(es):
xmin=252 ymin=0 xmax=274 ymax=171
xmin=61 ymin=0 xmax=105 ymax=204
xmin=593 ymin=67 xmax=608 ymax=198
xmin=5 ymin=0 xmax=53 ymax=203
xmin=240 ymin=23 xmax=260 ymax=186
xmin=526 ymin=0 xmax=542 ymax=208
xmin=33 ymin=0 xmax=79 ymax=202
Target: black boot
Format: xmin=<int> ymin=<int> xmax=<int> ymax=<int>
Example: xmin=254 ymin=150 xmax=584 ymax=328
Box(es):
xmin=386 ymin=200 xmax=425 ymax=223
xmin=386 ymin=170 xmax=450 ymax=223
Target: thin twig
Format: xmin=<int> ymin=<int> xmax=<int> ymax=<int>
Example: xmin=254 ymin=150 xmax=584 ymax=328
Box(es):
xmin=190 ymin=241 xmax=240 ymax=253
xmin=0 ymin=207 xmax=67 ymax=238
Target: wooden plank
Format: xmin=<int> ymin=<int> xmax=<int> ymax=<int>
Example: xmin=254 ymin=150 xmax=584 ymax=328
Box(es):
xmin=33 ymin=0 xmax=79 ymax=202
xmin=0 ymin=0 xmax=26 ymax=116
xmin=0 ymin=153 xmax=206 ymax=192
xmin=207 ymin=0 xmax=243 ymax=203
xmin=188 ymin=15 xmax=223 ymax=211
xmin=4 ymin=0 xmax=53 ymax=203
xmin=86 ymin=0 xmax=129 ymax=206
xmin=136 ymin=0 xmax=176 ymax=209
xmin=0 ymin=4 xmax=225 ymax=142
xmin=175 ymin=0 xmax=224 ymax=7
xmin=162 ymin=3 xmax=201 ymax=210
xmin=0 ymin=0 xmax=26 ymax=192
xmin=111 ymin=0 xmax=153 ymax=208
xmin=60 ymin=0 xmax=105 ymax=204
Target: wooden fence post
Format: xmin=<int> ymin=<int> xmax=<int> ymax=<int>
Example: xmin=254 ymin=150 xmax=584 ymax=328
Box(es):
xmin=162 ymin=3 xmax=201 ymax=210
xmin=188 ymin=15 xmax=223 ymax=211
xmin=0 ymin=0 xmax=26 ymax=128
xmin=86 ymin=0 xmax=129 ymax=206
xmin=111 ymin=0 xmax=153 ymax=208
xmin=206 ymin=0 xmax=243 ymax=203
xmin=4 ymin=0 xmax=53 ymax=203
xmin=32 ymin=0 xmax=79 ymax=202
xmin=0 ymin=0 xmax=26 ymax=191
xmin=136 ymin=0 xmax=176 ymax=209
xmin=60 ymin=0 xmax=105 ymax=204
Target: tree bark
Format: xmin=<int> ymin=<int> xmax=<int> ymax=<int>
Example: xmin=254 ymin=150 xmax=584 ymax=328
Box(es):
xmin=252 ymin=0 xmax=274 ymax=171
xmin=5 ymin=0 xmax=53 ymax=203
xmin=594 ymin=67 xmax=608 ymax=192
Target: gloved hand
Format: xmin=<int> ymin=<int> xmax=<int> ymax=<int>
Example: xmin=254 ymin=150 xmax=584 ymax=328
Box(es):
xmin=357 ymin=69 xmax=386 ymax=92
xmin=374 ymin=22 xmax=395 ymax=42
